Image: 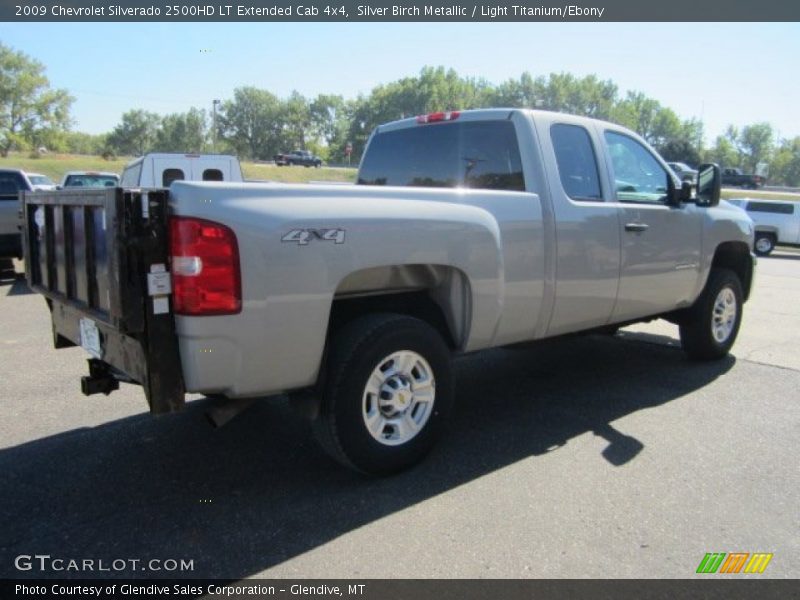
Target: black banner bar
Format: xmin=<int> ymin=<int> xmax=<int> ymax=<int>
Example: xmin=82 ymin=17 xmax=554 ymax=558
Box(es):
xmin=2 ymin=0 xmax=799 ymax=22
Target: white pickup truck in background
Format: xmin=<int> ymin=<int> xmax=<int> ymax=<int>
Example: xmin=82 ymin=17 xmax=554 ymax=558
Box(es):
xmin=727 ymin=198 xmax=799 ymax=256
xmin=22 ymin=109 xmax=755 ymax=475
xmin=120 ymin=153 xmax=244 ymax=188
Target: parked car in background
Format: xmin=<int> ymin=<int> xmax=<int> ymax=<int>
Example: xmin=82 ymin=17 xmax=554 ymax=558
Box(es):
xmin=274 ymin=150 xmax=323 ymax=167
xmin=0 ymin=168 xmax=33 ymax=261
xmin=667 ymin=162 xmax=698 ymax=184
xmin=27 ymin=173 xmax=57 ymax=191
xmin=726 ymin=198 xmax=799 ymax=256
xmin=721 ymin=167 xmax=765 ymax=189
xmin=120 ymin=153 xmax=243 ymax=188
xmin=60 ymin=171 xmax=120 ymax=188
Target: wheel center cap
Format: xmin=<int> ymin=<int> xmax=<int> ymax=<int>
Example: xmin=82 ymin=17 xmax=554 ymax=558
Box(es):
xmin=379 ymin=376 xmax=413 ymax=415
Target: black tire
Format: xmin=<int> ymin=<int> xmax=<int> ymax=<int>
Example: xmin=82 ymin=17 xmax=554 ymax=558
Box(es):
xmin=313 ymin=313 xmax=453 ymax=475
xmin=595 ymin=324 xmax=620 ymax=336
xmin=679 ymin=268 xmax=743 ymax=361
xmin=754 ymin=232 xmax=776 ymax=257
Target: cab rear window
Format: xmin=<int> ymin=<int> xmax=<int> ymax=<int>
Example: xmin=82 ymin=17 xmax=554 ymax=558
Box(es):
xmin=358 ymin=120 xmax=525 ymax=192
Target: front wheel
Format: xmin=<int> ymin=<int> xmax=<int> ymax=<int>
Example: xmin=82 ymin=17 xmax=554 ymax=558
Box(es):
xmin=313 ymin=314 xmax=453 ymax=475
xmin=754 ymin=233 xmax=776 ymax=257
xmin=679 ymin=268 xmax=743 ymax=361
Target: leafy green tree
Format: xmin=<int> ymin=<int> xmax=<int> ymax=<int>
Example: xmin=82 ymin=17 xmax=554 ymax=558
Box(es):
xmin=342 ymin=67 xmax=491 ymax=158
xmin=106 ymin=109 xmax=161 ymax=156
xmin=310 ymin=94 xmax=352 ymax=162
xmin=737 ymin=123 xmax=774 ymax=173
xmin=770 ymin=137 xmax=800 ymax=186
xmin=281 ymin=91 xmax=311 ymax=149
xmin=62 ymin=131 xmax=108 ymax=156
xmin=218 ymin=87 xmax=285 ymax=160
xmin=658 ymin=139 xmax=702 ymax=167
xmin=706 ymin=134 xmax=740 ymax=168
xmin=612 ymin=91 xmax=663 ymax=143
xmin=0 ymin=42 xmax=73 ymax=156
xmin=155 ymin=108 xmax=208 ymax=153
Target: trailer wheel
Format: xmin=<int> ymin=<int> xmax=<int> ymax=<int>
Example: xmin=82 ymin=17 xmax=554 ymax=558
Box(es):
xmin=679 ymin=268 xmax=743 ymax=361
xmin=313 ymin=313 xmax=453 ymax=475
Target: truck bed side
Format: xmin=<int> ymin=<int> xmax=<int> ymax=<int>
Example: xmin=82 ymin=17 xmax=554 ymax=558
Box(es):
xmin=168 ymin=181 xmax=546 ymax=397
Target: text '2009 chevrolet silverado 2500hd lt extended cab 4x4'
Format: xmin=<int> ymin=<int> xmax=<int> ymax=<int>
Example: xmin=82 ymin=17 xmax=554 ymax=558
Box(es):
xmin=22 ymin=109 xmax=755 ymax=475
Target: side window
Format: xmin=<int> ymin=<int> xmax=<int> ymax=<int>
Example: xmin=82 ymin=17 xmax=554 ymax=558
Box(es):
xmin=162 ymin=168 xmax=184 ymax=187
xmin=551 ymin=124 xmax=602 ymax=201
xmin=203 ymin=168 xmax=223 ymax=181
xmin=604 ymin=131 xmax=670 ymax=204
xmin=0 ymin=173 xmax=23 ymax=196
xmin=747 ymin=202 xmax=794 ymax=215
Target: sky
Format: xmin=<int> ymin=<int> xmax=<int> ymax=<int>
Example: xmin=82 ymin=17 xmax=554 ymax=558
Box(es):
xmin=1 ymin=21 xmax=799 ymax=143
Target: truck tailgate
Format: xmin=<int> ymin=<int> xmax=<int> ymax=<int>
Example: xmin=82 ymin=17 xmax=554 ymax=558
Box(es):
xmin=21 ymin=188 xmax=184 ymax=414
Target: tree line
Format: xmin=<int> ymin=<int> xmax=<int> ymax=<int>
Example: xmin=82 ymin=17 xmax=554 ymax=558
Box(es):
xmin=3 ymin=42 xmax=800 ymax=185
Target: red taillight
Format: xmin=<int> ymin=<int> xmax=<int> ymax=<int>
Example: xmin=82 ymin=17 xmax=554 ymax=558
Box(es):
xmin=170 ymin=216 xmax=241 ymax=316
xmin=416 ymin=111 xmax=460 ymax=124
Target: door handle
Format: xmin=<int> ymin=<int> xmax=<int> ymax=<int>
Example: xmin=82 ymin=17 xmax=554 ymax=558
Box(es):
xmin=624 ymin=222 xmax=649 ymax=232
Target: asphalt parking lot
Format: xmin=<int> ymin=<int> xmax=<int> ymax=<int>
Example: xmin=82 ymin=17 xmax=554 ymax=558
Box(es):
xmin=0 ymin=252 xmax=798 ymax=580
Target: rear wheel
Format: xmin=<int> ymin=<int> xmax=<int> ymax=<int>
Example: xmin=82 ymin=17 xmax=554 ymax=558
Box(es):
xmin=313 ymin=313 xmax=453 ymax=475
xmin=679 ymin=268 xmax=743 ymax=360
xmin=754 ymin=233 xmax=776 ymax=257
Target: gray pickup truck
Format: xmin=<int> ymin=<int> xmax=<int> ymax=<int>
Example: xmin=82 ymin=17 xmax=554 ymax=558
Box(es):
xmin=21 ymin=109 xmax=755 ymax=474
xmin=1 ymin=168 xmax=35 ymax=266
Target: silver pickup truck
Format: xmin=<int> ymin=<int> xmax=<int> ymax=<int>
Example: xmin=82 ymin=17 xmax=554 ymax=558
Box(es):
xmin=22 ymin=109 xmax=755 ymax=474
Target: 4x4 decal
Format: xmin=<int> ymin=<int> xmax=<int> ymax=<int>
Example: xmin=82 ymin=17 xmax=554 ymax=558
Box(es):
xmin=281 ymin=228 xmax=346 ymax=245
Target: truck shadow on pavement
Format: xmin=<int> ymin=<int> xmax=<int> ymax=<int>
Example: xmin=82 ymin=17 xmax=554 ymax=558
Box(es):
xmin=0 ymin=332 xmax=734 ymax=579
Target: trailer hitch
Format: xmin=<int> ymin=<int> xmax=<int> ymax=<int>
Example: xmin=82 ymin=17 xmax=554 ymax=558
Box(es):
xmin=81 ymin=359 xmax=121 ymax=396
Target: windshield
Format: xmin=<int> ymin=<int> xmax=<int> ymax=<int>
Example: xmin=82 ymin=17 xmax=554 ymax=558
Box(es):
xmin=29 ymin=175 xmax=54 ymax=186
xmin=64 ymin=174 xmax=119 ymax=187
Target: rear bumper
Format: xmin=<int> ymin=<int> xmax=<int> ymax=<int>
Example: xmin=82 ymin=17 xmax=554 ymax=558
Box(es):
xmin=0 ymin=233 xmax=21 ymax=259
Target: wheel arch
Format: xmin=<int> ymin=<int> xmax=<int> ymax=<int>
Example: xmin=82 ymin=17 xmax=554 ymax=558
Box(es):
xmin=328 ymin=263 xmax=473 ymax=351
xmin=711 ymin=241 xmax=755 ymax=302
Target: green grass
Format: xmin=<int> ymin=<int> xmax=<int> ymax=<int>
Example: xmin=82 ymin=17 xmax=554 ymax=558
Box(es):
xmin=243 ymin=162 xmax=356 ymax=184
xmin=0 ymin=152 xmax=358 ymax=185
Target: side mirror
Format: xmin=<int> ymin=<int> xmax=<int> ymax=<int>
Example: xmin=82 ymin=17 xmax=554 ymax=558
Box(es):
xmin=666 ymin=174 xmax=692 ymax=206
xmin=696 ymin=163 xmax=721 ymax=207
